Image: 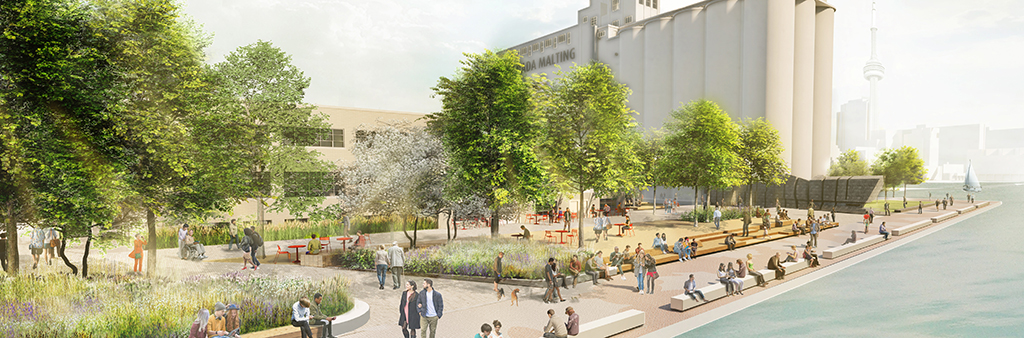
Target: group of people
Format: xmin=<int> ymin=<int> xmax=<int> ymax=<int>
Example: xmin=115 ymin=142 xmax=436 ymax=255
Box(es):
xmin=177 ymin=224 xmax=209 ymax=261
xmin=375 ymin=242 xmax=406 ymax=290
xmin=207 ymin=220 xmax=264 ymax=270
xmin=538 ymin=307 xmax=578 ymax=338
xmin=27 ymin=227 xmax=59 ymax=270
xmin=472 ymin=320 xmax=507 ymax=338
xmin=187 ymin=302 xmax=243 ymax=338
xmin=398 ymin=279 xmax=444 ymax=338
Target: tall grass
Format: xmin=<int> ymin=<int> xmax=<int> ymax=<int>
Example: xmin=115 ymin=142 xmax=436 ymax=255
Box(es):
xmin=155 ymin=216 xmax=437 ymax=249
xmin=679 ymin=207 xmax=745 ymax=222
xmin=1 ymin=272 xmax=352 ymax=337
xmin=334 ymin=238 xmax=594 ymax=279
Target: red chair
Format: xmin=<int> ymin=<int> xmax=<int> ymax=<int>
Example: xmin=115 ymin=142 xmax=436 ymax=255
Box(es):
xmin=566 ymin=229 xmax=578 ymax=246
xmin=624 ymin=225 xmax=636 ymax=237
xmin=544 ymin=230 xmax=555 ymax=243
xmin=319 ymin=237 xmax=331 ymax=252
xmin=274 ymin=245 xmax=292 ymax=263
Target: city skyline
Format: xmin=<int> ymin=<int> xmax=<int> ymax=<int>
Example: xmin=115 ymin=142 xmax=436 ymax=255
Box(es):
xmin=182 ymin=0 xmax=1024 ymax=133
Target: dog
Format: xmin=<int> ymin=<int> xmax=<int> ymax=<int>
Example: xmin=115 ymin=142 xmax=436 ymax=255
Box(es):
xmin=497 ymin=287 xmax=505 ymax=301
xmin=510 ymin=288 xmax=520 ymax=306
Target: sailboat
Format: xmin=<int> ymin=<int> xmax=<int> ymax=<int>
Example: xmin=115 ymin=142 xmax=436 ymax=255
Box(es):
xmin=963 ymin=160 xmax=982 ymax=192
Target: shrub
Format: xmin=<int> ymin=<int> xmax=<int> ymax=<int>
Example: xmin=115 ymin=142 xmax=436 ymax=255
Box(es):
xmin=679 ymin=207 xmax=745 ymax=222
xmin=155 ymin=216 xmax=437 ymax=249
xmin=334 ymin=238 xmax=593 ymax=279
xmin=1 ymin=273 xmax=352 ymax=337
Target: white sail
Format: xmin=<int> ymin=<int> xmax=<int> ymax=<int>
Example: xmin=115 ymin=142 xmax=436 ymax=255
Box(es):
xmin=963 ymin=160 xmax=982 ymax=192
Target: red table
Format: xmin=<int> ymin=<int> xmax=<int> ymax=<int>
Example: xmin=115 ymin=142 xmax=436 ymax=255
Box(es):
xmin=287 ymin=245 xmax=305 ymax=264
xmin=336 ymin=237 xmax=352 ymax=250
xmin=554 ymin=230 xmax=569 ymax=244
xmin=614 ymin=223 xmax=627 ymax=236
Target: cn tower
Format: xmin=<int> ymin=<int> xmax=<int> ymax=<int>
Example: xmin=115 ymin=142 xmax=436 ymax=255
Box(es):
xmin=863 ymin=1 xmax=885 ymax=133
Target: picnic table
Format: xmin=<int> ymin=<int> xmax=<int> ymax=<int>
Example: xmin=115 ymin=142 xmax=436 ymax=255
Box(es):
xmin=555 ymin=230 xmax=569 ymax=244
xmin=287 ymin=245 xmax=305 ymax=264
xmin=336 ymin=237 xmax=353 ymax=250
xmin=613 ymin=223 xmax=627 ymax=236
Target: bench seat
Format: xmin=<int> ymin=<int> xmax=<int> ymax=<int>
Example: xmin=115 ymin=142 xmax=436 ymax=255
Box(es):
xmin=822 ymin=235 xmax=884 ymax=259
xmin=956 ymin=205 xmax=977 ymax=214
xmin=575 ymin=309 xmax=645 ymax=338
xmin=892 ymin=220 xmax=931 ymax=236
xmin=975 ymin=201 xmax=990 ymax=208
xmin=931 ymin=211 xmax=958 ymax=223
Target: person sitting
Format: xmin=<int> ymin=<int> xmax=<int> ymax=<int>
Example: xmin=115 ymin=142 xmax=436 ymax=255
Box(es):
xmin=207 ymin=302 xmax=237 ymax=338
xmin=542 ymin=309 xmax=568 ymax=338
xmin=803 ymin=246 xmax=820 ymax=268
xmin=309 ymin=292 xmax=337 ymax=338
xmin=224 ymin=304 xmax=241 ymax=338
xmin=683 ymin=274 xmax=707 ymax=302
xmin=879 ymin=222 xmax=890 ymax=240
xmin=784 ymin=245 xmax=799 ymax=263
xmin=652 ymin=233 xmax=664 ymax=253
xmin=306 ymin=234 xmax=321 ymax=255
xmin=351 ymin=231 xmax=368 ymax=250
xmin=724 ymin=234 xmax=736 ymax=251
xmin=689 ymin=238 xmax=699 ymax=257
xmin=185 ymin=229 xmax=207 ymax=260
xmin=792 ymin=219 xmax=803 ymax=235
xmin=565 ymin=307 xmax=579 ymax=336
xmin=520 ymin=225 xmax=532 ymax=240
xmin=568 ymin=255 xmax=583 ymax=288
xmin=610 ymin=247 xmax=626 ymax=280
xmin=291 ymin=297 xmax=313 ymax=338
xmin=843 ymin=230 xmax=857 ymax=245
xmin=188 ymin=309 xmax=210 ymax=338
xmin=768 ymin=252 xmax=786 ymax=280
xmin=474 ymin=323 xmax=493 ymax=338
xmin=589 ymin=251 xmax=613 ymax=282
xmin=673 ymin=238 xmax=686 ymax=262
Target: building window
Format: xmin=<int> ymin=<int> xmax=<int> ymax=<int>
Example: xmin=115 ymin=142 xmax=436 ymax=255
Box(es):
xmin=597 ymin=29 xmax=605 ymax=38
xmin=612 ymin=0 xmax=620 ymax=11
xmin=653 ymin=0 xmax=658 ymax=9
xmin=544 ymin=38 xmax=554 ymax=49
xmin=316 ymin=129 xmax=344 ymax=148
xmin=355 ymin=129 xmax=378 ymax=145
xmin=639 ymin=0 xmax=643 ymax=5
xmin=591 ymin=16 xmax=597 ymax=26
xmin=625 ymin=15 xmax=633 ymax=23
xmin=557 ymin=34 xmax=565 ymax=44
xmin=612 ymin=19 xmax=619 ymax=26
xmin=565 ymin=32 xmax=570 ymax=44
xmin=582 ymin=16 xmax=587 ymax=23
xmin=532 ymin=43 xmax=540 ymax=52
xmin=646 ymin=0 xmax=651 ymax=7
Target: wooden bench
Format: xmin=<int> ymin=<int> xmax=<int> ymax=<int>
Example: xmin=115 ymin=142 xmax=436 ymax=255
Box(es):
xmin=891 ymin=220 xmax=931 ymax=236
xmin=931 ymin=211 xmax=958 ymax=223
xmin=821 ymin=235 xmax=884 ymax=259
xmin=241 ymin=300 xmax=370 ymax=338
xmin=575 ymin=309 xmax=645 ymax=338
xmin=956 ymin=205 xmax=977 ymax=214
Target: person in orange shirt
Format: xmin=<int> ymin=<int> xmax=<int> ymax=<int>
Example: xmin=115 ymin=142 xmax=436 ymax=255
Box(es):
xmin=129 ymin=233 xmax=147 ymax=273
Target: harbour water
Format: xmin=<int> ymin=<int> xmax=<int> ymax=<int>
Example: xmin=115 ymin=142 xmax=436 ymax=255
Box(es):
xmin=680 ymin=182 xmax=1024 ymax=337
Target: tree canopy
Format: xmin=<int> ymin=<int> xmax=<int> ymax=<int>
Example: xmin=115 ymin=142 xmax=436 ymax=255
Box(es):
xmin=871 ymin=146 xmax=927 ymax=198
xmin=828 ymin=149 xmax=870 ymax=176
xmin=737 ymin=118 xmax=789 ymax=206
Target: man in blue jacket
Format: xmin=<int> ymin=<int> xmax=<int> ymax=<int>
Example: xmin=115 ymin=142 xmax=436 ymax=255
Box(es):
xmin=417 ymin=279 xmax=443 ymax=338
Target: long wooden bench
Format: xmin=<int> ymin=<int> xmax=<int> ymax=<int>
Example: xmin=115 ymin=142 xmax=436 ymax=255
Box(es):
xmin=956 ymin=205 xmax=977 ymax=214
xmin=575 ymin=309 xmax=645 ymax=338
xmin=931 ymin=211 xmax=958 ymax=223
xmin=242 ymin=300 xmax=370 ymax=338
xmin=891 ymin=220 xmax=932 ymax=236
xmin=670 ymin=259 xmax=811 ymax=311
xmin=821 ymin=235 xmax=884 ymax=259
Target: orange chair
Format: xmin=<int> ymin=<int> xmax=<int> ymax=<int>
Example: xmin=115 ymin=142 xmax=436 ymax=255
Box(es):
xmin=566 ymin=229 xmax=578 ymax=246
xmin=624 ymin=225 xmax=636 ymax=237
xmin=544 ymin=230 xmax=555 ymax=243
xmin=274 ymin=245 xmax=292 ymax=263
xmin=319 ymin=237 xmax=331 ymax=252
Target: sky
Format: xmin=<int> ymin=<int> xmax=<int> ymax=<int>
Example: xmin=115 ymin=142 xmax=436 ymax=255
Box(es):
xmin=182 ymin=0 xmax=1024 ymax=132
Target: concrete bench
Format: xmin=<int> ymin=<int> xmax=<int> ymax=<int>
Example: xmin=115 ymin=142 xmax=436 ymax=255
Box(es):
xmin=956 ymin=205 xmax=977 ymax=214
xmin=242 ymin=300 xmax=369 ymax=338
xmin=670 ymin=280 xmax=729 ymax=311
xmin=976 ymin=201 xmax=990 ymax=208
xmin=822 ymin=235 xmax=884 ymax=259
xmin=575 ymin=309 xmax=645 ymax=338
xmin=931 ymin=211 xmax=958 ymax=223
xmin=892 ymin=220 xmax=931 ymax=236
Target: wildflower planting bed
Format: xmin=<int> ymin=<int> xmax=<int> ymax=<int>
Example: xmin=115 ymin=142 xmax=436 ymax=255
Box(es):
xmin=155 ymin=216 xmax=437 ymax=249
xmin=680 ymin=207 xmax=745 ymax=222
xmin=334 ymin=238 xmax=594 ymax=279
xmin=0 ymin=273 xmax=352 ymax=337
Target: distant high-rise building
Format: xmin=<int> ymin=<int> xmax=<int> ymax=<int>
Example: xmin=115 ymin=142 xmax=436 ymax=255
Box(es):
xmin=863 ymin=1 xmax=885 ymax=133
xmin=836 ymin=98 xmax=868 ymax=152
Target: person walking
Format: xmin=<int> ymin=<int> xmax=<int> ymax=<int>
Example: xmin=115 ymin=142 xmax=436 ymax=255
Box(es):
xmin=399 ymin=280 xmax=420 ymax=338
xmin=809 ymin=220 xmax=820 ymax=248
xmin=543 ymin=258 xmax=565 ymax=303
xmin=884 ymin=201 xmax=890 ymax=216
xmin=43 ymin=227 xmax=58 ymax=266
xmin=375 ymin=245 xmax=389 ymax=290
xmin=342 ymin=214 xmax=351 ymax=237
xmin=389 ymin=242 xmax=405 ymax=290
xmin=713 ymin=207 xmax=722 ymax=230
xmin=178 ymin=224 xmax=189 ymax=259
xmin=747 ymin=253 xmax=767 ymax=287
xmin=863 ymin=212 xmax=871 ymax=234
xmin=634 ymin=251 xmax=647 ymax=294
xmin=248 ymin=226 xmax=262 ymax=269
xmin=239 ymin=228 xmax=256 ymax=270
xmin=227 ymin=219 xmax=240 ymax=251
xmin=592 ymin=217 xmax=604 ymax=243
xmin=129 ymin=234 xmax=147 ymax=274
xmin=563 ymin=207 xmax=572 ymax=230
xmin=416 ymin=279 xmax=443 ymax=338
xmin=742 ymin=208 xmax=751 ymax=237
xmin=644 ymin=252 xmax=658 ymax=294
xmin=493 ymin=251 xmax=504 ymax=291
xmin=29 ymin=227 xmax=45 ymax=269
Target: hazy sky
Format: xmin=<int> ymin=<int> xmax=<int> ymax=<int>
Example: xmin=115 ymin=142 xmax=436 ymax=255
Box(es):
xmin=182 ymin=0 xmax=1024 ymax=132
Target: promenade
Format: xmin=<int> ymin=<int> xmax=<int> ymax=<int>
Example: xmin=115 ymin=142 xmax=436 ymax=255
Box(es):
xmin=7 ymin=199 xmax=994 ymax=338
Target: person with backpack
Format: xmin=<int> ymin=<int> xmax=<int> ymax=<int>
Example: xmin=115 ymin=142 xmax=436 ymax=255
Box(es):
xmin=240 ymin=228 xmax=257 ymax=270
xmin=248 ymin=226 xmax=263 ymax=269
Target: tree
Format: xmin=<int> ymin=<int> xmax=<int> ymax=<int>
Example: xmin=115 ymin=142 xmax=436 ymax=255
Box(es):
xmin=871 ymin=146 xmax=927 ymax=199
xmin=828 ymin=149 xmax=870 ymax=176
xmin=737 ymin=118 xmax=789 ymax=208
xmin=534 ymin=62 xmax=643 ymax=247
xmin=660 ymin=100 xmax=742 ymax=225
xmin=214 ymin=41 xmax=333 ymax=255
xmin=637 ymin=131 xmax=665 ymax=214
xmin=427 ymin=50 xmax=546 ymax=238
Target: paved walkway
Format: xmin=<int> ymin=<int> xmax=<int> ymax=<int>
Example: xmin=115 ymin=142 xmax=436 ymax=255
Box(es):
xmin=4 ymin=199 xmax=988 ymax=338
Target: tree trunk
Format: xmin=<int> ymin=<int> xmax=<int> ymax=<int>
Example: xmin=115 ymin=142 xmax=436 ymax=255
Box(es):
xmin=81 ymin=233 xmax=92 ymax=278
xmin=5 ymin=211 xmax=18 ymax=275
xmin=146 ymin=208 xmax=157 ymax=277
xmin=412 ymin=217 xmax=419 ymax=248
xmin=402 ymin=216 xmax=413 ymax=246
xmin=578 ymin=188 xmax=586 ymax=249
xmin=452 ymin=211 xmax=458 ymax=240
xmin=258 ymin=198 xmax=266 ymax=259
xmin=445 ymin=210 xmax=452 ymax=242
xmin=693 ymin=186 xmax=699 ymax=227
xmin=58 ymin=237 xmax=78 ymax=275
xmin=490 ymin=211 xmax=500 ymax=238
xmin=652 ymin=185 xmax=657 ymax=214
xmin=903 ymin=183 xmax=907 ymax=198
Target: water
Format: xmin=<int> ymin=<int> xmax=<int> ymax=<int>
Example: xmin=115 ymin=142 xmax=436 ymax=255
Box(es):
xmin=680 ymin=182 xmax=1024 ymax=337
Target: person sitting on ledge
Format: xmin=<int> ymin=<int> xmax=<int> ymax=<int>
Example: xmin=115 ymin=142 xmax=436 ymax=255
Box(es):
xmin=310 ymin=292 xmax=337 ymax=338
xmin=784 ymin=245 xmax=799 ymax=263
xmin=683 ymin=274 xmax=707 ymax=302
xmin=652 ymin=233 xmax=666 ymax=253
xmin=520 ymin=225 xmax=531 ymax=240
xmin=474 ymin=323 xmax=492 ymax=338
xmin=768 ymin=252 xmax=786 ymax=280
xmin=803 ymin=246 xmax=820 ymax=268
xmin=542 ymin=308 xmax=568 ymax=338
xmin=724 ymin=234 xmax=736 ymax=251
xmin=879 ymin=222 xmax=890 ymax=240
xmin=673 ymin=238 xmax=687 ymax=262
xmin=352 ymin=231 xmax=368 ymax=250
xmin=792 ymin=219 xmax=802 ymax=235
xmin=306 ymin=234 xmax=321 ymax=255
xmin=843 ymin=230 xmax=857 ymax=245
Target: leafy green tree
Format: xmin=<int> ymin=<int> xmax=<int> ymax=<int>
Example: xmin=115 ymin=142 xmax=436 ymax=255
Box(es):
xmin=828 ymin=149 xmax=870 ymax=176
xmin=637 ymin=131 xmax=665 ymax=214
xmin=427 ymin=50 xmax=547 ymax=237
xmin=871 ymin=146 xmax=926 ymax=199
xmin=660 ymin=100 xmax=742 ymax=225
xmin=737 ymin=118 xmax=789 ymax=207
xmin=213 ymin=41 xmax=333 ymax=254
xmin=534 ymin=62 xmax=642 ymax=247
